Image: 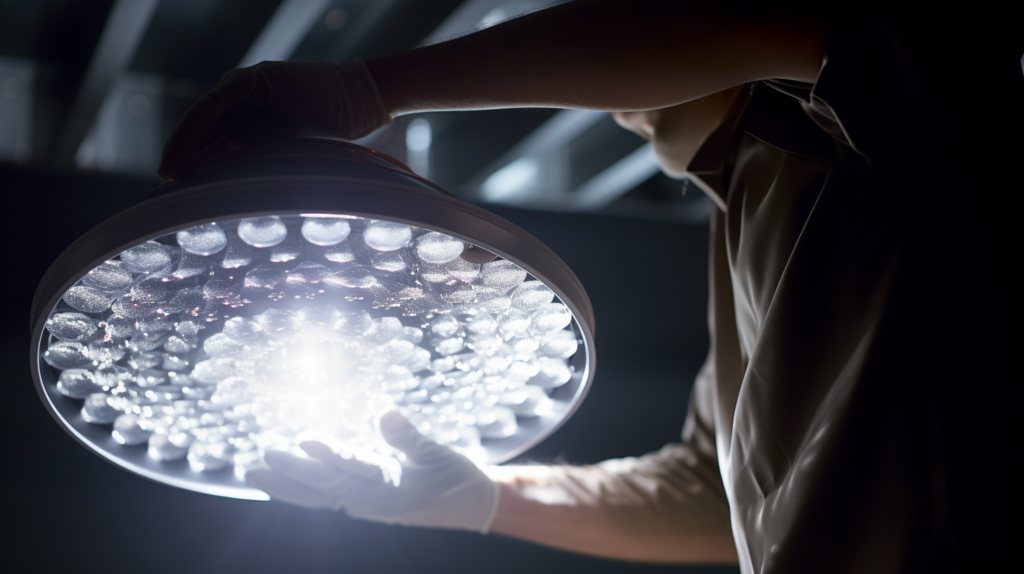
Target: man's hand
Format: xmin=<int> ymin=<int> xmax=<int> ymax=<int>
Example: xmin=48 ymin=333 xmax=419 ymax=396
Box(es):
xmin=158 ymin=59 xmax=391 ymax=180
xmin=246 ymin=411 xmax=499 ymax=532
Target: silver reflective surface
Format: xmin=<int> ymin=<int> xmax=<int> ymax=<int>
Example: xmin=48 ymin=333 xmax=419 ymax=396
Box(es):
xmin=42 ymin=214 xmax=583 ymax=489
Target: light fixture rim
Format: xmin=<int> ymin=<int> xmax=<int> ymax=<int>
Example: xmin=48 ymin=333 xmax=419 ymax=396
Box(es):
xmin=31 ymin=172 xmax=594 ymax=333
xmin=30 ymin=147 xmax=596 ymax=498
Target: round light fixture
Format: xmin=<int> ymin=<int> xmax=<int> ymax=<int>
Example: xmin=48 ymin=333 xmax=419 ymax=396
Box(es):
xmin=30 ymin=138 xmax=595 ymax=500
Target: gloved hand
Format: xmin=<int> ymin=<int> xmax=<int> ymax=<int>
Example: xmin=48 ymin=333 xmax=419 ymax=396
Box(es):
xmin=158 ymin=58 xmax=392 ymax=179
xmin=246 ymin=411 xmax=500 ymax=533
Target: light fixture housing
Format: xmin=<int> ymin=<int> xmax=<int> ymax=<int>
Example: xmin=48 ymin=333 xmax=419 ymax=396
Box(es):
xmin=30 ymin=137 xmax=595 ymax=500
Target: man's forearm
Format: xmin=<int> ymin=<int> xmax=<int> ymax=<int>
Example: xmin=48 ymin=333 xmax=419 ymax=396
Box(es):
xmin=366 ymin=0 xmax=823 ymax=116
xmin=486 ymin=465 xmax=739 ymax=564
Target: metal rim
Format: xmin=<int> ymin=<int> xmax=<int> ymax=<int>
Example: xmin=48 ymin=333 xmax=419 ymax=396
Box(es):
xmin=30 ymin=139 xmax=596 ymax=499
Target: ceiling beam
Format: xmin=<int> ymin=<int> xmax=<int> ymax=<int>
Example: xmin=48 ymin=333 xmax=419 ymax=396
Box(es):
xmin=53 ymin=0 xmax=159 ymax=167
xmin=465 ymin=109 xmax=606 ymax=199
xmin=324 ymin=0 xmax=400 ymax=61
xmin=499 ymin=109 xmax=607 ymax=164
xmin=238 ymin=0 xmax=332 ymax=68
xmin=419 ymin=0 xmax=508 ymax=46
xmin=421 ymin=0 xmax=568 ymax=46
xmin=421 ymin=0 xmax=662 ymax=212
xmin=570 ymin=142 xmax=660 ymax=211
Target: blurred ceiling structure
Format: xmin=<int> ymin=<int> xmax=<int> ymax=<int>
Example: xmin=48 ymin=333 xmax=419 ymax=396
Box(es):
xmin=0 ymin=0 xmax=708 ymax=222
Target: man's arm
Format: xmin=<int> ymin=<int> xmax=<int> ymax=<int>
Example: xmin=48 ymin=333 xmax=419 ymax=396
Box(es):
xmin=483 ymin=357 xmax=736 ymax=564
xmin=251 ymin=361 xmax=737 ymax=564
xmin=367 ymin=0 xmax=823 ymax=115
xmin=159 ymin=0 xmax=822 ymax=177
xmin=488 ymin=457 xmax=738 ymax=563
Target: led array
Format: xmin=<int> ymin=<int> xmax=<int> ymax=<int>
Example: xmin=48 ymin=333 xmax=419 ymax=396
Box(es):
xmin=43 ymin=215 xmax=578 ymax=476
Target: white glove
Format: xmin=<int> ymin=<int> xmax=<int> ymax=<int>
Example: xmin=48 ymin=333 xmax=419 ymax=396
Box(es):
xmin=246 ymin=411 xmax=500 ymax=533
xmin=159 ymin=58 xmax=393 ymax=178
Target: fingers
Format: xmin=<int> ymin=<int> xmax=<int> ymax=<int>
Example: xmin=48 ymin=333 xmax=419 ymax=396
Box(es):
xmin=378 ymin=410 xmax=452 ymax=464
xmin=158 ymin=66 xmax=267 ymax=179
xmin=263 ymin=450 xmax=369 ymax=503
xmin=264 ymin=450 xmax=342 ymax=484
xmin=299 ymin=441 xmax=383 ymax=480
xmin=158 ymin=59 xmax=391 ymax=179
xmin=377 ymin=410 xmax=421 ymax=450
xmin=246 ymin=467 xmax=334 ymax=510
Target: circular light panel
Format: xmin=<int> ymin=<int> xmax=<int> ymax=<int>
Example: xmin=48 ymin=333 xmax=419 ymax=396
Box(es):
xmin=31 ymin=140 xmax=594 ymax=500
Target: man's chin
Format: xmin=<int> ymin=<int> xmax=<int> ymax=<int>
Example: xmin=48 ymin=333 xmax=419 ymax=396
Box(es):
xmin=653 ymin=147 xmax=691 ymax=179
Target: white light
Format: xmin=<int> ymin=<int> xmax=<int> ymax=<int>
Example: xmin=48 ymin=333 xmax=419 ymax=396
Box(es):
xmin=405 ymin=119 xmax=431 ymax=152
xmin=238 ymin=0 xmax=332 ymax=68
xmin=299 ymin=213 xmax=355 ymax=218
xmin=44 ymin=214 xmax=581 ymax=480
xmin=478 ymin=7 xmax=508 ymax=28
xmin=405 ymin=118 xmax=432 ymax=178
xmin=481 ymin=157 xmax=539 ymax=202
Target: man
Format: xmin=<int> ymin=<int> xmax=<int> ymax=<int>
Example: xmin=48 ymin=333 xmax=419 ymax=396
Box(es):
xmin=159 ymin=1 xmax=957 ymax=571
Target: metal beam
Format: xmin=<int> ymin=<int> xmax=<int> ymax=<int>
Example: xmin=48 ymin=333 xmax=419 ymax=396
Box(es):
xmin=324 ymin=0 xmax=399 ymax=61
xmin=500 ymin=109 xmax=606 ymax=164
xmin=419 ymin=0 xmax=509 ymax=46
xmin=74 ymin=73 xmax=163 ymax=174
xmin=352 ymin=2 xmax=568 ymax=161
xmin=467 ymin=109 xmax=606 ymax=201
xmin=421 ymin=0 xmax=568 ymax=46
xmin=346 ymin=1 xmax=537 ymax=153
xmin=238 ymin=0 xmax=332 ymax=67
xmin=425 ymin=1 xmax=671 ymax=216
xmin=54 ymin=0 xmax=159 ymax=166
xmin=570 ymin=142 xmax=660 ymax=210
xmin=423 ymin=0 xmax=661 ymax=210
xmin=0 ymin=57 xmax=35 ymax=163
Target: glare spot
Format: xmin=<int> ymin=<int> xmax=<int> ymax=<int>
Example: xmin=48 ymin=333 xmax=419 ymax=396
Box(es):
xmin=482 ymin=157 xmax=538 ymax=202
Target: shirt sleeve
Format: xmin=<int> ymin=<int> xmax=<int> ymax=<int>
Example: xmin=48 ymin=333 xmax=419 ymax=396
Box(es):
xmin=499 ymin=357 xmax=733 ymax=540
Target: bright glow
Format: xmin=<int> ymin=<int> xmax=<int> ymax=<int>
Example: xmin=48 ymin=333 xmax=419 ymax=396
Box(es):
xmin=479 ymin=7 xmax=508 ymax=28
xmin=44 ymin=214 xmax=579 ymax=481
xmin=405 ymin=118 xmax=431 ymax=178
xmin=481 ymin=157 xmax=539 ymax=202
xmin=238 ymin=0 xmax=332 ymax=68
xmin=405 ymin=119 xmax=432 ymax=152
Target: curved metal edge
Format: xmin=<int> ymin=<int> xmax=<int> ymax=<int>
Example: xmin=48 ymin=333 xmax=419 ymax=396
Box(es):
xmin=151 ymin=138 xmax=448 ymax=199
xmin=29 ymin=338 xmax=269 ymax=500
xmin=30 ymin=167 xmax=596 ymax=500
